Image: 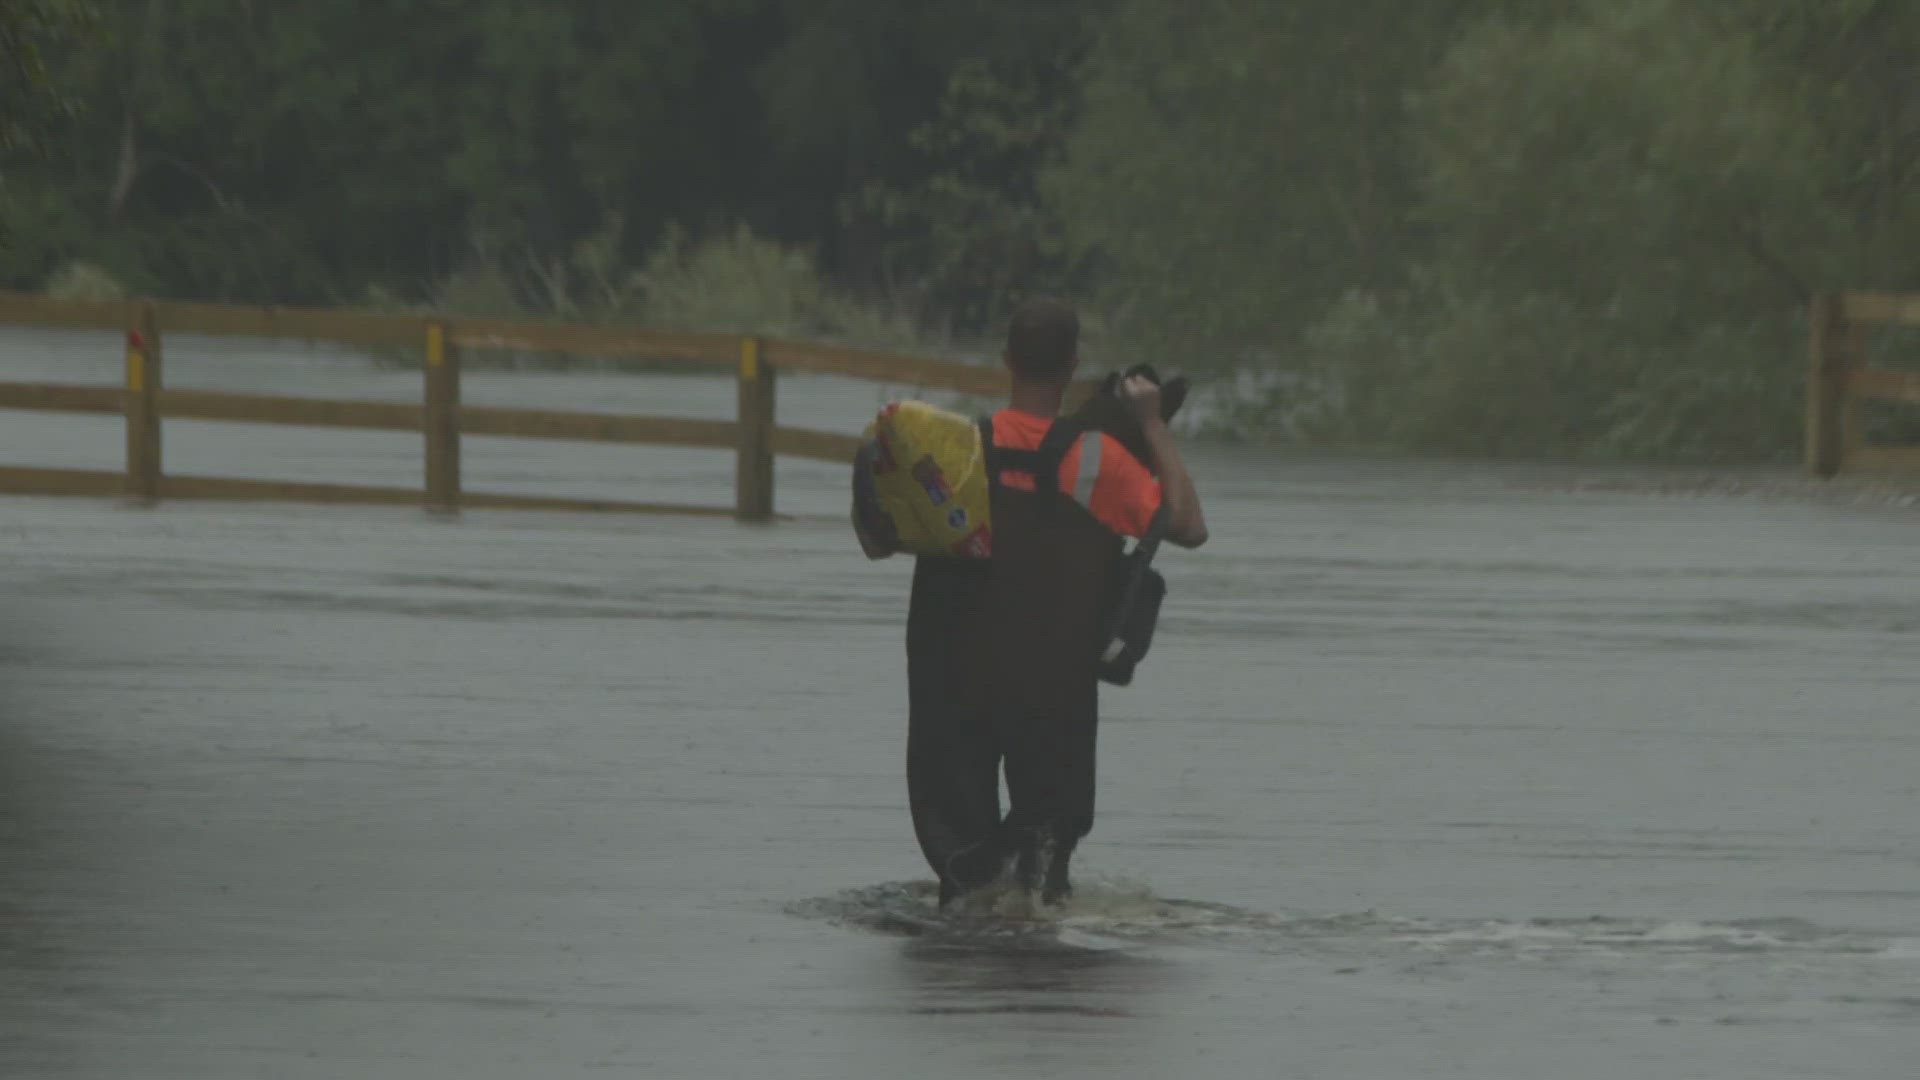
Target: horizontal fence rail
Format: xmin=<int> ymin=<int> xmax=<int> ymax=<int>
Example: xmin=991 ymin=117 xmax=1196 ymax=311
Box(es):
xmin=0 ymin=291 xmax=1079 ymax=519
xmin=1808 ymin=293 xmax=1920 ymax=477
xmin=160 ymin=389 xmax=424 ymax=431
xmin=0 ymin=381 xmax=123 ymax=414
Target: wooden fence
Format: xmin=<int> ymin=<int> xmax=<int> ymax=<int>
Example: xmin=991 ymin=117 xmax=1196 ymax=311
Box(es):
xmin=1807 ymin=293 xmax=1920 ymax=477
xmin=0 ymin=292 xmax=1065 ymax=520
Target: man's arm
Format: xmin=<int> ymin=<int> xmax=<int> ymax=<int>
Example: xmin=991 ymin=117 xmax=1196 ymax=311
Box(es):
xmin=1123 ymin=375 xmax=1208 ymax=548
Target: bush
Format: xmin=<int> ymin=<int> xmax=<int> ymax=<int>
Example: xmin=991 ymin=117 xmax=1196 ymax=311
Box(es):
xmin=629 ymin=223 xmax=927 ymax=351
xmin=1051 ymin=0 xmax=1920 ymax=461
xmin=42 ymin=260 xmax=126 ymax=301
xmin=1379 ymin=0 xmax=1830 ymax=460
xmin=1213 ymin=275 xmax=1806 ymax=463
xmin=1203 ymin=0 xmax=1835 ymax=461
xmin=364 ymin=222 xmax=952 ymax=370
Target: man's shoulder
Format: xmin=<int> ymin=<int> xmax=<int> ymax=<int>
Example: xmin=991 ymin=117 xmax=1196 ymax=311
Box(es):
xmin=1089 ymin=430 xmax=1151 ymax=478
xmin=1084 ymin=428 xmax=1160 ymax=535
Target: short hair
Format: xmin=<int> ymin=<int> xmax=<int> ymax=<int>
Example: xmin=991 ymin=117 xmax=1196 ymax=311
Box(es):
xmin=1004 ymin=299 xmax=1079 ymax=384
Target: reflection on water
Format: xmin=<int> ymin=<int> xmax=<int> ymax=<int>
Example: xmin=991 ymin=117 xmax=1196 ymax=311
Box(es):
xmin=895 ymin=938 xmax=1158 ymax=1019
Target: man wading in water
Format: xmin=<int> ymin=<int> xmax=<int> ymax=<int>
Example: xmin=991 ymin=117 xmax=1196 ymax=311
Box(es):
xmin=855 ymin=299 xmax=1209 ymax=907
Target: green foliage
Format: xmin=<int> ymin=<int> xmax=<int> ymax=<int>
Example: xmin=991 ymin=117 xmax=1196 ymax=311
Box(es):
xmin=839 ymin=4 xmax=1101 ymax=336
xmin=1063 ymin=0 xmax=1920 ymax=461
xmin=1 ymin=0 xmax=98 ymax=266
xmin=0 ymin=0 xmax=96 ymax=158
xmin=364 ymin=221 xmax=932 ymax=370
xmin=846 ymin=58 xmax=1079 ymax=336
xmin=1412 ymin=1 xmax=1841 ymax=310
xmin=42 ymin=259 xmax=125 ymax=299
xmin=1335 ymin=0 xmax=1837 ymax=460
xmin=638 ymin=223 xmax=956 ymax=365
xmin=10 ymin=0 xmax=1920 ymax=462
xmin=5 ymin=0 xmax=1082 ymax=308
xmin=1048 ymin=0 xmax=1482 ymax=370
xmin=636 ymin=223 xmax=823 ymax=332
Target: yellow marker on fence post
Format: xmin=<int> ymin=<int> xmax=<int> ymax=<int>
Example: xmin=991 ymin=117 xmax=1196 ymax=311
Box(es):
xmin=736 ymin=335 xmax=775 ymax=521
xmin=423 ymin=319 xmax=461 ymax=515
xmin=124 ymin=301 xmax=162 ymax=504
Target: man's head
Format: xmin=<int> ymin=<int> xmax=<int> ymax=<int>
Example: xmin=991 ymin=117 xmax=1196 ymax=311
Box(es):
xmin=1003 ymin=298 xmax=1079 ymax=387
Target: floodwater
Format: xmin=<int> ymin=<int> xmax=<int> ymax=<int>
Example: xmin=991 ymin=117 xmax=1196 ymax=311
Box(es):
xmin=3 ymin=329 xmax=1918 ymax=1078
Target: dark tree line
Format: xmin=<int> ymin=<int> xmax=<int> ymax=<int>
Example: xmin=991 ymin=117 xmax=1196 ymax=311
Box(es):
xmin=7 ymin=0 xmax=1920 ymax=459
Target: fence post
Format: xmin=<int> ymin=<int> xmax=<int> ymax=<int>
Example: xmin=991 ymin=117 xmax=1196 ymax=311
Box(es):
xmin=424 ymin=319 xmax=461 ymax=514
xmin=124 ymin=301 xmax=162 ymax=504
xmin=735 ymin=335 xmax=775 ymax=521
xmin=1840 ymin=312 xmax=1866 ymax=464
xmin=1807 ymin=294 xmax=1850 ymax=477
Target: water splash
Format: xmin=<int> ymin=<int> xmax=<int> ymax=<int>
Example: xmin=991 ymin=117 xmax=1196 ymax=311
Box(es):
xmin=789 ymin=880 xmax=1900 ymax=962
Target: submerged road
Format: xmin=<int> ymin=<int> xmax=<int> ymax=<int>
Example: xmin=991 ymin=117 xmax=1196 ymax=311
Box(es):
xmin=3 ymin=334 xmax=1918 ymax=1077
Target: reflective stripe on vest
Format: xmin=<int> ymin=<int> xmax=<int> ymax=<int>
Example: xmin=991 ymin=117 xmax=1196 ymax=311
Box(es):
xmin=1072 ymin=431 xmax=1101 ymax=510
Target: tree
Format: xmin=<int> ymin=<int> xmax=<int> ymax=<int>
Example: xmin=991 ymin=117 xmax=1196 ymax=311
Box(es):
xmin=1045 ymin=0 xmax=1488 ymax=369
xmin=1 ymin=0 xmax=95 ymax=159
xmin=844 ymin=45 xmax=1092 ymax=335
xmin=1051 ymin=0 xmax=1920 ymax=460
xmin=3 ymin=0 xmax=1106 ymax=313
xmin=1368 ymin=0 xmax=1856 ymax=458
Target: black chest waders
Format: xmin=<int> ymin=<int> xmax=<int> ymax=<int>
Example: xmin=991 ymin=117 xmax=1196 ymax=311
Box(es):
xmin=904 ymin=417 xmax=1123 ymax=905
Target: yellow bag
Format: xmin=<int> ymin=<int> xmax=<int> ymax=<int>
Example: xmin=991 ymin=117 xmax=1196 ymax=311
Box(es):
xmin=859 ymin=400 xmax=992 ymax=558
